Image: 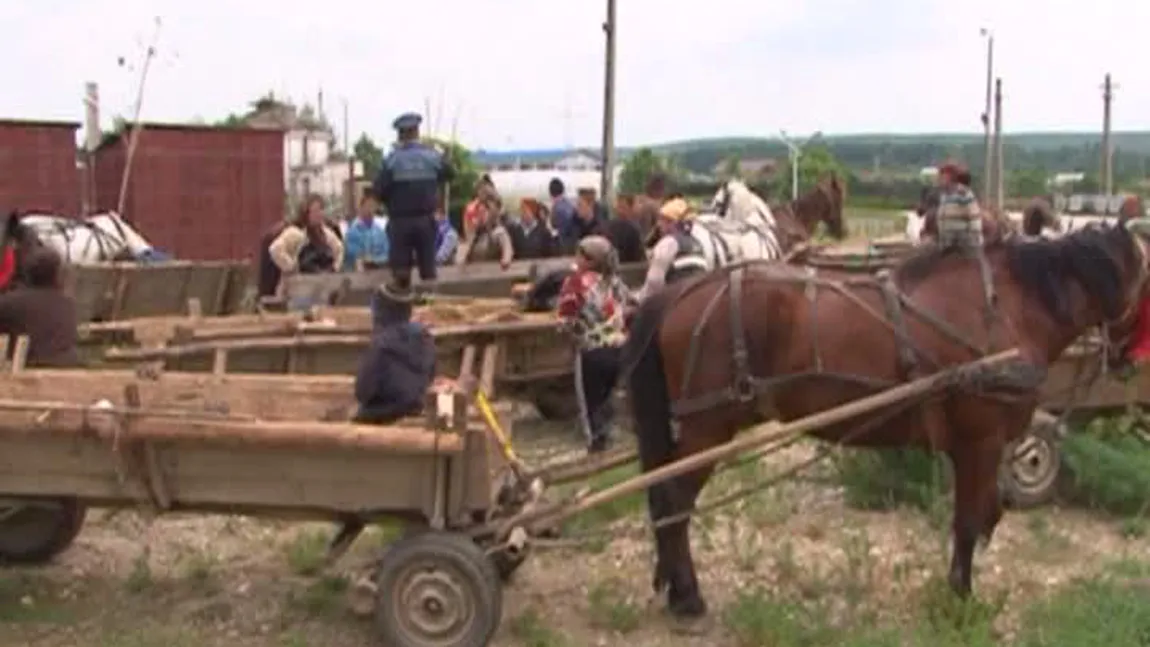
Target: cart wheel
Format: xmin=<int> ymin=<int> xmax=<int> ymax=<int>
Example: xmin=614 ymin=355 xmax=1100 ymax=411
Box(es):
xmin=1000 ymin=419 xmax=1063 ymax=510
xmin=531 ymin=381 xmax=579 ymax=421
xmin=0 ymin=497 xmax=86 ymax=564
xmin=374 ymin=531 xmax=503 ymax=647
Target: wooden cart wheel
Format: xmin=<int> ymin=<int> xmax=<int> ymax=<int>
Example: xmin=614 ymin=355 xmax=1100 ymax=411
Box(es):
xmin=999 ymin=417 xmax=1063 ymax=510
xmin=531 ymin=380 xmax=579 ymax=422
xmin=374 ymin=531 xmax=503 ymax=647
xmin=0 ymin=497 xmax=86 ymax=564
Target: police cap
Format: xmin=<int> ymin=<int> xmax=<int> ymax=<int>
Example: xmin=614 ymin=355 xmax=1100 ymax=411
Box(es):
xmin=392 ymin=112 xmax=422 ymax=131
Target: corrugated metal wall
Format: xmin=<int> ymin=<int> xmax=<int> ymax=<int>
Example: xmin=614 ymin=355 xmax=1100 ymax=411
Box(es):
xmin=94 ymin=124 xmax=285 ymax=261
xmin=0 ymin=120 xmax=81 ymax=215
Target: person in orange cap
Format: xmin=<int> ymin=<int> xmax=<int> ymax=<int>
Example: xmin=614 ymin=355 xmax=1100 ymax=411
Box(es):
xmin=632 ymin=196 xmax=710 ymax=303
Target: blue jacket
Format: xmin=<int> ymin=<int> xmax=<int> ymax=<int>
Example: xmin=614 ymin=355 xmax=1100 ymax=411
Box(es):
xmin=343 ymin=218 xmax=389 ymax=270
xmin=373 ymin=142 xmax=454 ymax=219
xmin=551 ymin=197 xmax=579 ymax=248
xmin=435 ymin=219 xmax=459 ymax=265
xmin=354 ymin=320 xmax=436 ymax=421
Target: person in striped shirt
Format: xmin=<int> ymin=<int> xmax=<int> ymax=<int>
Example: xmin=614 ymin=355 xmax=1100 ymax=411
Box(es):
xmin=936 ymin=162 xmax=983 ymax=249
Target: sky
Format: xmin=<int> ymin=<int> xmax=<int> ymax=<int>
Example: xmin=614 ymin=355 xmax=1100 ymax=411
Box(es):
xmin=4 ymin=0 xmax=1148 ymax=151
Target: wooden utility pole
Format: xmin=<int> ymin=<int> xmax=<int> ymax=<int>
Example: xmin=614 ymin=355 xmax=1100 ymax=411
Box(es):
xmin=344 ymin=98 xmax=355 ymax=217
xmin=993 ymin=78 xmax=1004 ymax=211
xmin=1101 ymin=73 xmax=1116 ymax=196
xmin=980 ymin=29 xmax=994 ymax=199
xmin=82 ymin=82 xmax=100 ymax=215
xmin=599 ymin=0 xmax=617 ymax=206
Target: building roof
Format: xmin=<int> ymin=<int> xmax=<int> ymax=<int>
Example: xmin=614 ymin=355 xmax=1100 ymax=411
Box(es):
xmin=473 ymin=148 xmax=601 ymax=166
xmin=0 ymin=119 xmax=81 ymax=130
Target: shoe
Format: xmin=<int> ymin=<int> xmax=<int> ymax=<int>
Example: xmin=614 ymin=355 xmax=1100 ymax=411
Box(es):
xmin=587 ymin=435 xmax=612 ymax=454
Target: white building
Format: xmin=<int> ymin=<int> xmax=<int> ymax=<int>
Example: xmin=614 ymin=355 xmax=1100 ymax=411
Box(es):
xmin=245 ymin=98 xmax=362 ymax=209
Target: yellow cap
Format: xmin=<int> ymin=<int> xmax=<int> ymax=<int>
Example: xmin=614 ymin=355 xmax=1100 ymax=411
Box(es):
xmin=659 ymin=198 xmax=692 ymax=222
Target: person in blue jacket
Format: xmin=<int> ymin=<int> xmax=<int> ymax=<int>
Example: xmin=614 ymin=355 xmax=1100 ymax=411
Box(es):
xmin=371 ymin=112 xmax=454 ymax=292
xmin=343 ymin=191 xmax=389 ymax=270
xmin=353 ymin=282 xmax=436 ymax=424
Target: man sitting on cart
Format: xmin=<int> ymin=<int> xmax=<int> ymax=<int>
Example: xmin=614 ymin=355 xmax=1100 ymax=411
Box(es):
xmin=631 ymin=197 xmax=709 ymax=303
xmin=353 ymin=282 xmax=436 ymax=424
xmin=0 ymin=247 xmax=79 ymax=368
xmin=557 ymin=235 xmax=631 ymax=453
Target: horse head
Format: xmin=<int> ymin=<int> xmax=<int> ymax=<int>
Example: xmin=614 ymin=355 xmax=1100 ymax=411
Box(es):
xmin=788 ymin=175 xmax=847 ymax=240
xmin=1022 ymin=198 xmax=1061 ymax=237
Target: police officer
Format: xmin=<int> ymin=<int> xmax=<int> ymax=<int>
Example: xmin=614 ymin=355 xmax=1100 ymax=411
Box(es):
xmin=632 ymin=197 xmax=710 ymax=303
xmin=371 ymin=112 xmax=455 ymax=293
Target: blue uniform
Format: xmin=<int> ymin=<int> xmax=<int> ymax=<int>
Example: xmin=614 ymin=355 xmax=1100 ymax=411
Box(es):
xmin=372 ymin=141 xmax=454 ymax=284
xmin=343 ymin=218 xmax=389 ymax=270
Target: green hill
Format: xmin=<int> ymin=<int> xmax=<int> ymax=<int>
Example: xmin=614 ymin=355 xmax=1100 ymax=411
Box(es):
xmin=636 ymin=131 xmax=1150 ymax=178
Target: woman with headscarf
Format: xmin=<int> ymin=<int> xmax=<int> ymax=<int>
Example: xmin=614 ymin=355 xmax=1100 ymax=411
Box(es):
xmin=556 ymin=235 xmax=630 ymax=453
xmin=268 ymin=194 xmax=345 ymax=281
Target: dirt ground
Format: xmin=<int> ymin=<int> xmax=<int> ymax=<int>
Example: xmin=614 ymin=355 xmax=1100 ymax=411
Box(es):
xmin=1 ymin=413 xmax=1148 ymax=647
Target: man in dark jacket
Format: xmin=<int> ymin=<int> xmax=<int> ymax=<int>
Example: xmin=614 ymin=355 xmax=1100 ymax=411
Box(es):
xmin=372 ymin=113 xmax=455 ymax=292
xmin=353 ymin=282 xmax=436 ymax=424
xmin=0 ymin=247 xmax=79 ymax=367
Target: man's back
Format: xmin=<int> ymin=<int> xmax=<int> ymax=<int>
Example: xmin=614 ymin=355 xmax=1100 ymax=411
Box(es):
xmin=354 ymin=321 xmax=436 ymax=423
xmin=0 ymin=288 xmax=79 ymax=367
xmin=374 ymin=143 xmax=453 ymax=219
xmin=603 ymin=218 xmax=644 ymax=264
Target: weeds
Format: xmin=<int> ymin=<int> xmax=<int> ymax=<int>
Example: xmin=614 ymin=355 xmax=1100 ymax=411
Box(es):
xmin=585 ymin=579 xmax=642 ymax=634
xmin=508 ymin=607 xmax=568 ymax=647
xmin=1060 ymin=415 xmax=1150 ymax=516
xmin=835 ymin=448 xmax=949 ymax=512
xmin=1014 ymin=565 xmax=1150 ymax=646
xmin=284 ymin=528 xmax=330 ymax=577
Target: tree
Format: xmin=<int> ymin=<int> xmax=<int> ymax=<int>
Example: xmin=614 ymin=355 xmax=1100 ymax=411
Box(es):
xmin=1006 ymin=168 xmax=1048 ymax=198
xmin=772 ymin=144 xmax=849 ymax=200
xmin=423 ymin=137 xmax=480 ymax=214
xmin=618 ymin=147 xmax=670 ymax=195
xmin=720 ymin=155 xmax=742 ymax=180
xmin=354 ymin=133 xmax=384 ymax=179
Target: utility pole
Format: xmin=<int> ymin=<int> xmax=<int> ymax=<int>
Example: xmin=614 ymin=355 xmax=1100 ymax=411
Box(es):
xmin=993 ymin=78 xmax=1004 ymax=211
xmin=344 ymin=98 xmax=354 ymax=218
xmin=599 ymin=0 xmax=617 ymax=206
xmin=1101 ymin=73 xmax=1116 ymax=197
xmin=779 ymin=130 xmax=817 ymax=201
xmin=980 ymin=29 xmax=994 ymax=199
xmin=82 ymin=82 xmax=100 ymax=215
xmin=117 ymin=17 xmax=163 ymax=218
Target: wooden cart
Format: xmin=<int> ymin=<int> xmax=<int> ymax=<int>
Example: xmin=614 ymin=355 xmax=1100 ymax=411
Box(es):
xmin=0 ymin=335 xmax=531 ymax=647
xmin=82 ymin=299 xmax=582 ymax=421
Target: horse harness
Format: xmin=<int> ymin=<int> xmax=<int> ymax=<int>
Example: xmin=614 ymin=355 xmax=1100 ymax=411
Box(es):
xmin=668 ymin=262 xmax=1022 ymax=422
xmin=36 ymin=217 xmax=133 ymax=263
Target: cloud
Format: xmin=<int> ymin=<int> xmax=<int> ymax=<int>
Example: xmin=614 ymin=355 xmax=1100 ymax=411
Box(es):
xmin=2 ymin=0 xmax=1146 ymax=149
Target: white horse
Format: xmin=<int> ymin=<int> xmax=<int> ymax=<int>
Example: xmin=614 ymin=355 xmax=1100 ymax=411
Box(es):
xmin=18 ymin=211 xmax=157 ymax=263
xmin=680 ymin=178 xmax=783 ymax=270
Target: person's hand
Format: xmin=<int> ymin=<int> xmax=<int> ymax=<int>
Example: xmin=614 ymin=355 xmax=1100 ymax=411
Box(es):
xmin=500 ymin=258 xmax=511 ymax=270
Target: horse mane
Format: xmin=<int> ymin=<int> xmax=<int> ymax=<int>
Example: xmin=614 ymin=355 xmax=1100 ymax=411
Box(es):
xmin=897 ymin=226 xmax=1134 ymax=324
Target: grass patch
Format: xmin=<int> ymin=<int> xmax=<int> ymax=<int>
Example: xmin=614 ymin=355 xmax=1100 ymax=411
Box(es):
xmin=508 ymin=606 xmax=568 ymax=646
xmin=284 ymin=528 xmax=330 ymax=577
xmin=558 ymin=464 xmax=643 ymax=536
xmin=285 ymin=574 xmax=349 ymax=618
xmin=585 ymin=579 xmax=642 ymax=634
xmin=835 ymin=448 xmax=949 ymax=513
xmin=1060 ymin=415 xmax=1150 ymax=516
xmin=1013 ymin=564 xmax=1150 ymax=646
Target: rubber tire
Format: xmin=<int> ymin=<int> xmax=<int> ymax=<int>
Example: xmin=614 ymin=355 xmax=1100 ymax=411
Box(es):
xmin=531 ymin=380 xmax=579 ymax=421
xmin=373 ymin=531 xmax=503 ymax=647
xmin=999 ymin=418 xmax=1063 ymax=510
xmin=0 ymin=498 xmax=86 ymax=564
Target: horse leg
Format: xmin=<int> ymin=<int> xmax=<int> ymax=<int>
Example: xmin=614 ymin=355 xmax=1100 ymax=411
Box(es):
xmin=654 ymin=420 xmax=730 ymax=620
xmin=946 ymin=438 xmax=1005 ymax=596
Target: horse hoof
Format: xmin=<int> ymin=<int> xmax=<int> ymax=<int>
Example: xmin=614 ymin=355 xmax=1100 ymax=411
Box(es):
xmin=663 ymin=610 xmax=713 ymax=636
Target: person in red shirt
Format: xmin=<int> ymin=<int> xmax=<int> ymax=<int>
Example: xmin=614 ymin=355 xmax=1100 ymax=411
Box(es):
xmin=557 ymin=235 xmax=630 ymax=453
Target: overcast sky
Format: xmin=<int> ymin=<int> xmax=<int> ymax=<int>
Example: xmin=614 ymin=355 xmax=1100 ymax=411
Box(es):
xmin=4 ymin=0 xmax=1147 ymax=150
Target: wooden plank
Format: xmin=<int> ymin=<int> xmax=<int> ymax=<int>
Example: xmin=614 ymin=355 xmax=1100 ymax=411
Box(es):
xmin=0 ymin=406 xmax=467 ymax=453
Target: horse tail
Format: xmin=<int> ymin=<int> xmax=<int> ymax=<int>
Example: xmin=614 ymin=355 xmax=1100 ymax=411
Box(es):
xmin=622 ymin=285 xmax=678 ymax=482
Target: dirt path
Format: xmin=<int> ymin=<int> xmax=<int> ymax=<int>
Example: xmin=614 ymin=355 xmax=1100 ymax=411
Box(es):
xmin=2 ymin=419 xmax=1147 ymax=647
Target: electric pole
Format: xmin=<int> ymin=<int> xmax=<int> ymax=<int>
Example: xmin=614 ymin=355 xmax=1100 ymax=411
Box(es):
xmin=599 ymin=0 xmax=617 ymax=206
xmin=980 ymin=29 xmax=994 ymax=199
xmin=1101 ymin=73 xmax=1116 ymax=196
xmin=993 ymin=78 xmax=1004 ymax=211
xmin=344 ymin=98 xmax=354 ymax=218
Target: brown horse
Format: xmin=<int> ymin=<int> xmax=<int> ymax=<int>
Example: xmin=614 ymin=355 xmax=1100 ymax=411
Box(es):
xmin=1020 ymin=198 xmax=1062 ymax=237
xmin=772 ymin=173 xmax=848 ymax=243
xmin=621 ymin=223 xmax=1150 ymax=621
